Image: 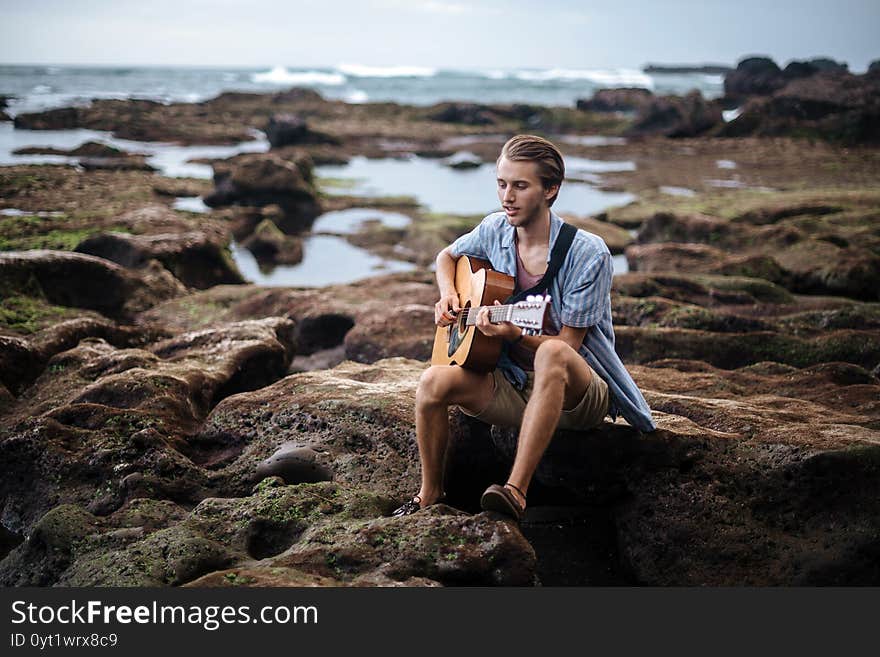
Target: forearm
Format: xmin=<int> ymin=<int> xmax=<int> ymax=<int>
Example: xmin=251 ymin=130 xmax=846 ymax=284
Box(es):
xmin=435 ymin=248 xmax=457 ymax=296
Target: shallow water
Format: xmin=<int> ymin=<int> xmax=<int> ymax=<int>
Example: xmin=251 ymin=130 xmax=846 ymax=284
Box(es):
xmin=316 ymin=155 xmax=635 ymax=216
xmin=660 ymin=185 xmax=697 ymax=197
xmin=0 ymin=122 xmax=268 ymax=178
xmin=230 ymin=234 xmax=416 ymax=287
xmin=311 ymin=208 xmax=412 ymax=234
xmin=173 ymin=196 xmax=210 ymax=213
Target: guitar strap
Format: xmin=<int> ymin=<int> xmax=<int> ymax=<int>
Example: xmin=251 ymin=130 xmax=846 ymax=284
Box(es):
xmin=505 ymin=222 xmax=578 ymax=304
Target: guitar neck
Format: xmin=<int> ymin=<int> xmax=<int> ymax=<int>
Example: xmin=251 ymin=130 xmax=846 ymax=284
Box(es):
xmin=462 ymin=304 xmax=515 ymax=326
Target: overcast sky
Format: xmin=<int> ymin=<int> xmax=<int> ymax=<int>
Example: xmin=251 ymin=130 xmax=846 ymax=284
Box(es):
xmin=1 ymin=0 xmax=878 ymax=71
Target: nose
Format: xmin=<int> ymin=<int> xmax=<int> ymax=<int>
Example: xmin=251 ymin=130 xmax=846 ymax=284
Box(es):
xmin=502 ymin=186 xmax=515 ymax=203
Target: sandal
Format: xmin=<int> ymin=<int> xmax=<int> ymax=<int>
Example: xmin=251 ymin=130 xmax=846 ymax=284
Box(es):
xmin=480 ymin=482 xmax=526 ymax=522
xmin=391 ymin=493 xmax=447 ymax=517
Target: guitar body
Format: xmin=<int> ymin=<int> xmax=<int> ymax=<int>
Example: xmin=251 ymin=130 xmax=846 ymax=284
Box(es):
xmin=431 ymin=256 xmax=515 ymax=372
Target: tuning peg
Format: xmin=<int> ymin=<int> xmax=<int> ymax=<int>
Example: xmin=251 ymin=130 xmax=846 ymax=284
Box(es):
xmin=544 ymin=294 xmax=551 ymax=303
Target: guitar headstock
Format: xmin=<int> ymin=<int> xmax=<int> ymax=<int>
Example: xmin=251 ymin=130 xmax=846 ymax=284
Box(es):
xmin=509 ymin=294 xmax=550 ymax=336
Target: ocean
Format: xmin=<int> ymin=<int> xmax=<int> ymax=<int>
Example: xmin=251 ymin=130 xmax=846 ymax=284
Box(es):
xmin=1 ymin=63 xmax=701 ymax=285
xmin=0 ymin=64 xmax=725 ymax=116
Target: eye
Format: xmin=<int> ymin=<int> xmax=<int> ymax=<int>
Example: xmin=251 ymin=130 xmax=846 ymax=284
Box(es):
xmin=497 ymin=181 xmax=506 ymax=188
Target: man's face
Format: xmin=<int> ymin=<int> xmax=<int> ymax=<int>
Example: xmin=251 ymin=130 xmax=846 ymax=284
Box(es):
xmin=496 ymin=156 xmax=557 ymax=228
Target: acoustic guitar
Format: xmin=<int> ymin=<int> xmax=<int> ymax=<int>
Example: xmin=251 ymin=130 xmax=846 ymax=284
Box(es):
xmin=431 ymin=255 xmax=551 ymax=372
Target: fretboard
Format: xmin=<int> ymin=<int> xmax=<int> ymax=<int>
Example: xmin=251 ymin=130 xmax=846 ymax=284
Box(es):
xmin=462 ymin=305 xmax=513 ymax=326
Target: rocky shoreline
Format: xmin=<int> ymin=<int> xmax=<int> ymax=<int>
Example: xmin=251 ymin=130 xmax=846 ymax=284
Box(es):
xmin=1 ymin=56 xmax=879 ymax=586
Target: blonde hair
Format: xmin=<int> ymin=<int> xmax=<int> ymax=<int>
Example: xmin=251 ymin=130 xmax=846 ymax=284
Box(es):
xmin=498 ymin=134 xmax=565 ymax=206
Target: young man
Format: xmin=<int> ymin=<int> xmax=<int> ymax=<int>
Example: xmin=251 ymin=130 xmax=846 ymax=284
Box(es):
xmin=392 ymin=134 xmax=655 ymax=521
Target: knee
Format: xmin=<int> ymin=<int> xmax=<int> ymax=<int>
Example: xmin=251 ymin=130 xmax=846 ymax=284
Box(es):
xmin=534 ymin=339 xmax=571 ymax=381
xmin=417 ymin=366 xmax=455 ymax=406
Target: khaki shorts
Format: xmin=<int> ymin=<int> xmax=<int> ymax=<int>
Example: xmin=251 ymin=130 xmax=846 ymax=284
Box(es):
xmin=459 ymin=368 xmax=609 ymax=430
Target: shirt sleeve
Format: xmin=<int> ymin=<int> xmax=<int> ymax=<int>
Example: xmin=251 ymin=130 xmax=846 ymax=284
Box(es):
xmin=560 ymin=250 xmax=612 ymax=328
xmin=448 ymin=215 xmax=492 ymax=260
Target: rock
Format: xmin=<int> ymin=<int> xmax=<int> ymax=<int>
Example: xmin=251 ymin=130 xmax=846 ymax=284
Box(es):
xmin=14 ymin=106 xmax=81 ymax=130
xmin=75 ymin=230 xmax=245 ymax=289
xmin=72 ymin=141 xmax=126 ymax=157
xmin=240 ymin=219 xmax=304 ymax=266
xmin=627 ymin=91 xmax=724 ymax=138
xmin=488 ymin=358 xmax=880 ymax=585
xmin=427 ymin=102 xmax=498 ymax=125
xmin=344 ymin=304 xmax=435 ymax=363
xmin=256 ymin=444 xmax=333 ymax=484
xmin=719 ymin=68 xmax=880 ymax=143
xmin=614 ymin=270 xmax=794 ymax=305
xmin=576 ymin=88 xmax=654 ymax=113
xmin=270 ymin=87 xmax=326 ymax=104
xmin=724 ymin=56 xmax=786 ymax=100
xmin=0 ymin=318 xmax=297 ymax=535
xmin=613 ymin=325 xmax=880 ymax=370
xmin=12 ymin=141 xmax=131 ymax=158
xmin=264 ymin=113 xmax=339 ymax=148
xmin=625 ymin=243 xmax=790 ymax=287
xmin=2 ymin=482 xmax=536 ymax=586
xmin=136 ymin=272 xmax=438 ymax=359
xmin=0 ymin=316 xmax=166 ymax=395
xmin=0 ymin=250 xmax=186 ymax=321
xmin=644 ymin=64 xmax=732 ymax=75
xmin=78 ymin=157 xmax=157 ymax=172
xmin=444 ymin=151 xmax=483 ymax=170
xmin=204 ymin=152 xmax=321 ymax=233
xmin=633 ymin=211 xmax=880 ymax=300
xmin=563 ymin=215 xmax=633 ymax=254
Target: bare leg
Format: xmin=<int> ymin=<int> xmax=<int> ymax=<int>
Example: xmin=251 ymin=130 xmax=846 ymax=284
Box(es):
xmin=505 ymin=340 xmax=596 ymax=509
xmin=413 ymin=365 xmax=495 ymax=507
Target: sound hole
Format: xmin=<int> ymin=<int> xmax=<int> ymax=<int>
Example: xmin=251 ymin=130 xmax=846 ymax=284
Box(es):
xmin=447 ymin=300 xmax=472 ymax=358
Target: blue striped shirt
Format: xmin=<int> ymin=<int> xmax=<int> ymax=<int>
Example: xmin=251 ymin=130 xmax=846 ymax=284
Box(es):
xmin=449 ymin=210 xmax=656 ymax=432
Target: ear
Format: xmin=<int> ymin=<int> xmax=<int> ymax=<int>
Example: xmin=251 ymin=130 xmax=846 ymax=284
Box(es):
xmin=544 ymin=184 xmax=559 ymax=202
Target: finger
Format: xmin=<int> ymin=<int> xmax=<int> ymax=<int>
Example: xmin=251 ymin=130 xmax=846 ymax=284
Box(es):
xmin=493 ymin=300 xmax=501 ymax=305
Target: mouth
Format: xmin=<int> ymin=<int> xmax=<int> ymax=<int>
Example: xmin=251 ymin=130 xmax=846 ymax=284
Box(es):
xmin=503 ymin=205 xmax=519 ymax=215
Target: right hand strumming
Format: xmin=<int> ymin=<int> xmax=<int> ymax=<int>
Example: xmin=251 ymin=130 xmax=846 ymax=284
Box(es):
xmin=435 ymin=293 xmax=461 ymax=327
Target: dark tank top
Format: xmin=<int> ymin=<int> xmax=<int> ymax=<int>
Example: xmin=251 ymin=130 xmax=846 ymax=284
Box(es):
xmin=509 ymin=245 xmax=557 ymax=372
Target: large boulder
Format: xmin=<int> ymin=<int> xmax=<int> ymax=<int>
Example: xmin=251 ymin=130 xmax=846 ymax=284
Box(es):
xmin=75 ymin=231 xmax=245 ymax=289
xmin=0 ymin=250 xmax=187 ymax=320
xmin=626 ymin=91 xmax=724 ymax=138
xmin=264 ymin=114 xmax=339 ymax=148
xmin=724 ymin=56 xmax=787 ymax=100
xmin=204 ymin=152 xmax=321 ymax=233
xmin=720 ymin=67 xmax=880 ymax=143
xmin=239 ymin=219 xmax=304 ymax=267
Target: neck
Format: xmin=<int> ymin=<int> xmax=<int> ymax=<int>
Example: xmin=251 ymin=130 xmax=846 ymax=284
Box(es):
xmin=516 ymin=208 xmax=551 ymax=248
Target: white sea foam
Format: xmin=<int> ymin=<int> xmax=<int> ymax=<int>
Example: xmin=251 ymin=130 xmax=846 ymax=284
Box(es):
xmin=337 ymin=64 xmax=437 ymax=78
xmin=513 ymin=68 xmax=654 ymax=89
xmin=252 ymin=67 xmax=345 ymax=86
xmin=345 ymin=90 xmax=370 ymax=103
